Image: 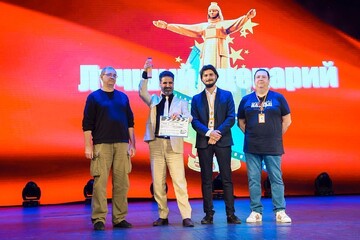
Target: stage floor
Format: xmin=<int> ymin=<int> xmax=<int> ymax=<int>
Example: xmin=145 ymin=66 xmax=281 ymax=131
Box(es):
xmin=1 ymin=195 xmax=359 ymax=239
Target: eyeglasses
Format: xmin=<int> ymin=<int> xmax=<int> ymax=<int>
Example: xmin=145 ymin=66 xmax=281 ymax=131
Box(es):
xmin=103 ymin=73 xmax=118 ymax=78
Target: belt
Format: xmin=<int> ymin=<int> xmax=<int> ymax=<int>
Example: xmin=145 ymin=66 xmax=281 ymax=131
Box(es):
xmin=156 ymin=135 xmax=170 ymax=139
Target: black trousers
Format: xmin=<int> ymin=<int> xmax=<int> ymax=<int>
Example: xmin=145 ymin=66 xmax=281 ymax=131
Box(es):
xmin=197 ymin=145 xmax=235 ymax=216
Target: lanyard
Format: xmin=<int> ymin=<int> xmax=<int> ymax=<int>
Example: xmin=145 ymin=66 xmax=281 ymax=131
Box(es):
xmin=256 ymin=94 xmax=267 ymax=112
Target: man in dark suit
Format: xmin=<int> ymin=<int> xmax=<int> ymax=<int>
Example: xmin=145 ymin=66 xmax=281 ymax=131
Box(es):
xmin=191 ymin=64 xmax=240 ymax=224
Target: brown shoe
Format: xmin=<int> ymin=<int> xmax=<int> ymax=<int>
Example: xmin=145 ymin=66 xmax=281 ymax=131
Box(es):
xmin=182 ymin=218 xmax=194 ymax=227
xmin=153 ymin=218 xmax=169 ymax=226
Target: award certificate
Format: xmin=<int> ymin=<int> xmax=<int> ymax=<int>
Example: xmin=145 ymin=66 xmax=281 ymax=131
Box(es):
xmin=158 ymin=116 xmax=189 ymax=137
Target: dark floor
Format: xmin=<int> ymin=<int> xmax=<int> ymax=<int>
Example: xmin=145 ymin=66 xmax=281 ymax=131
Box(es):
xmin=1 ymin=196 xmax=359 ymax=240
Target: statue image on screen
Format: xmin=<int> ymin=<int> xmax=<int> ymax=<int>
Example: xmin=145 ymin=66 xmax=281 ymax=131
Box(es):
xmin=153 ymin=2 xmax=256 ymax=69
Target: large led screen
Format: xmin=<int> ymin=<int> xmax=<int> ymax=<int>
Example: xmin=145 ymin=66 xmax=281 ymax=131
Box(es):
xmin=0 ymin=0 xmax=359 ymax=206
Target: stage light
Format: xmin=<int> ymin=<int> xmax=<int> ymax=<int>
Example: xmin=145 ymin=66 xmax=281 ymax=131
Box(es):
xmin=22 ymin=181 xmax=41 ymax=207
xmin=83 ymin=179 xmax=94 ymax=205
xmin=315 ymin=172 xmax=334 ymax=196
xmin=212 ymin=173 xmax=224 ymax=199
xmin=263 ymin=176 xmax=272 ymax=198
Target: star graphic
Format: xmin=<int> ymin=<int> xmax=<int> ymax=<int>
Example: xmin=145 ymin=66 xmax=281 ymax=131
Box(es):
xmin=245 ymin=50 xmax=249 ymax=54
xmin=226 ymin=35 xmax=235 ymax=44
xmin=229 ymin=47 xmax=244 ymax=64
xmin=240 ymin=30 xmax=249 ymax=38
xmin=175 ymin=56 xmax=182 ymax=63
xmin=241 ymin=64 xmax=246 ymax=68
xmin=242 ymin=19 xmax=259 ymax=34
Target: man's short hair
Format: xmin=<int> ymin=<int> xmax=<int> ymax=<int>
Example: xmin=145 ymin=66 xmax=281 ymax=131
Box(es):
xmin=159 ymin=71 xmax=174 ymax=82
xmin=254 ymin=68 xmax=270 ymax=79
xmin=200 ymin=64 xmax=219 ymax=79
xmin=100 ymin=66 xmax=116 ymax=76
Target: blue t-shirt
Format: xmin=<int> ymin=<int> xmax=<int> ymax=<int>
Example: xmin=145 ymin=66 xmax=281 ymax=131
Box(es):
xmin=237 ymin=90 xmax=290 ymax=155
xmin=82 ymin=89 xmax=134 ymax=144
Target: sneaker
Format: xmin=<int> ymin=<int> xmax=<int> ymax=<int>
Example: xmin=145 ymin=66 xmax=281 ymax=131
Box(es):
xmin=113 ymin=220 xmax=133 ymax=228
xmin=93 ymin=221 xmax=105 ymax=231
xmin=276 ymin=210 xmax=292 ymax=223
xmin=246 ymin=211 xmax=262 ymax=223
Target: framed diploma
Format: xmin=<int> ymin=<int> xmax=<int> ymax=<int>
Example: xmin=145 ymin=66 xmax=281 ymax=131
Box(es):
xmin=158 ymin=116 xmax=189 ymax=137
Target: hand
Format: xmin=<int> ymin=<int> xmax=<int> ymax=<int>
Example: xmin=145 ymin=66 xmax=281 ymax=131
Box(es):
xmin=170 ymin=113 xmax=181 ymax=119
xmin=128 ymin=145 xmax=136 ymax=158
xmin=209 ymin=130 xmax=222 ymax=142
xmin=247 ymin=9 xmax=256 ymax=19
xmin=144 ymin=58 xmax=152 ymax=69
xmin=85 ymin=145 xmax=93 ymax=160
xmin=208 ymin=138 xmax=217 ymax=145
xmin=153 ymin=20 xmax=167 ymax=29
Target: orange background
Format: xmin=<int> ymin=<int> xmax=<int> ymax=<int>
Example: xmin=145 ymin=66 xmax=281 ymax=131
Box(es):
xmin=0 ymin=0 xmax=359 ymax=206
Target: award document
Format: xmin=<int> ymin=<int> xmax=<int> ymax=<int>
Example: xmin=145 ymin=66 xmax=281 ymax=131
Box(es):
xmin=158 ymin=116 xmax=189 ymax=137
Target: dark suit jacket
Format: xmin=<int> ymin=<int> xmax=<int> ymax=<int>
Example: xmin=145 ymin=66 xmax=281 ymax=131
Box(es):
xmin=191 ymin=87 xmax=235 ymax=149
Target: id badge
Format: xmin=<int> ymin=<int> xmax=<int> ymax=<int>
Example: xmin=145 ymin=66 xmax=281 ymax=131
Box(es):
xmin=258 ymin=113 xmax=265 ymax=123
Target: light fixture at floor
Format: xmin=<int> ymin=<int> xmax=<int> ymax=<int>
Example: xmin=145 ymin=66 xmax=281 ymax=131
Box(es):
xmin=22 ymin=181 xmax=41 ymax=207
xmin=212 ymin=173 xmax=224 ymax=199
xmin=83 ymin=179 xmax=94 ymax=205
xmin=150 ymin=182 xmax=168 ymax=201
xmin=315 ymin=172 xmax=334 ymax=196
xmin=263 ymin=175 xmax=272 ymax=198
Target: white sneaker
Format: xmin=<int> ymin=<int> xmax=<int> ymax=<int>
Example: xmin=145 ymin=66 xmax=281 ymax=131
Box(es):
xmin=246 ymin=211 xmax=262 ymax=223
xmin=276 ymin=210 xmax=292 ymax=223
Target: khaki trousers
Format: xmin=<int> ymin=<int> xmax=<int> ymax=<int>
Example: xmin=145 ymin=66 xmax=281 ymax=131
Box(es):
xmin=149 ymin=138 xmax=192 ymax=219
xmin=90 ymin=143 xmax=131 ymax=225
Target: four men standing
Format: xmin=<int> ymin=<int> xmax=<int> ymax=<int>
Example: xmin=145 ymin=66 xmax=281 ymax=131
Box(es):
xmin=82 ymin=63 xmax=292 ymax=230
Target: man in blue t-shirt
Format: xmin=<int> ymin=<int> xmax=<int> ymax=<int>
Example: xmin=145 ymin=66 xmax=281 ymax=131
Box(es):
xmin=237 ymin=68 xmax=292 ymax=223
xmin=82 ymin=66 xmax=136 ymax=230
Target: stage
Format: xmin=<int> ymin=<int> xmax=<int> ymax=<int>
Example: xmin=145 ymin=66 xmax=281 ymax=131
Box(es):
xmin=1 ymin=195 xmax=359 ymax=239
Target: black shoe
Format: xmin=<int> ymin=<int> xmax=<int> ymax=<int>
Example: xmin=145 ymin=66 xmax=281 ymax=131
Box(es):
xmin=94 ymin=221 xmax=105 ymax=231
xmin=113 ymin=220 xmax=132 ymax=228
xmin=227 ymin=214 xmax=241 ymax=224
xmin=182 ymin=218 xmax=194 ymax=227
xmin=201 ymin=214 xmax=213 ymax=224
xmin=153 ymin=218 xmax=169 ymax=226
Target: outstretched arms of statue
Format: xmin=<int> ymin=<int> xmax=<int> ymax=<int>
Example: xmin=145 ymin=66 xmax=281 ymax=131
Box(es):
xmin=246 ymin=9 xmax=256 ymax=19
xmin=225 ymin=8 xmax=256 ymax=34
xmin=153 ymin=20 xmax=168 ymax=29
xmin=153 ymin=20 xmax=203 ymax=38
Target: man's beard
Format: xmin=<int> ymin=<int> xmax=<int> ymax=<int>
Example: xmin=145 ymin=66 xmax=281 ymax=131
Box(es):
xmin=163 ymin=88 xmax=173 ymax=95
xmin=204 ymin=81 xmax=216 ymax=88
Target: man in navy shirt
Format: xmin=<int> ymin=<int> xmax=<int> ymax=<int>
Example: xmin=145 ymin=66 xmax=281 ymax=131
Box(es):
xmin=237 ymin=68 xmax=292 ymax=223
xmin=82 ymin=66 xmax=136 ymax=230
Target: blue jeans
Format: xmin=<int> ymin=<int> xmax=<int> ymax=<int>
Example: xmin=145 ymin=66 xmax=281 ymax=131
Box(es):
xmin=245 ymin=153 xmax=286 ymax=213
